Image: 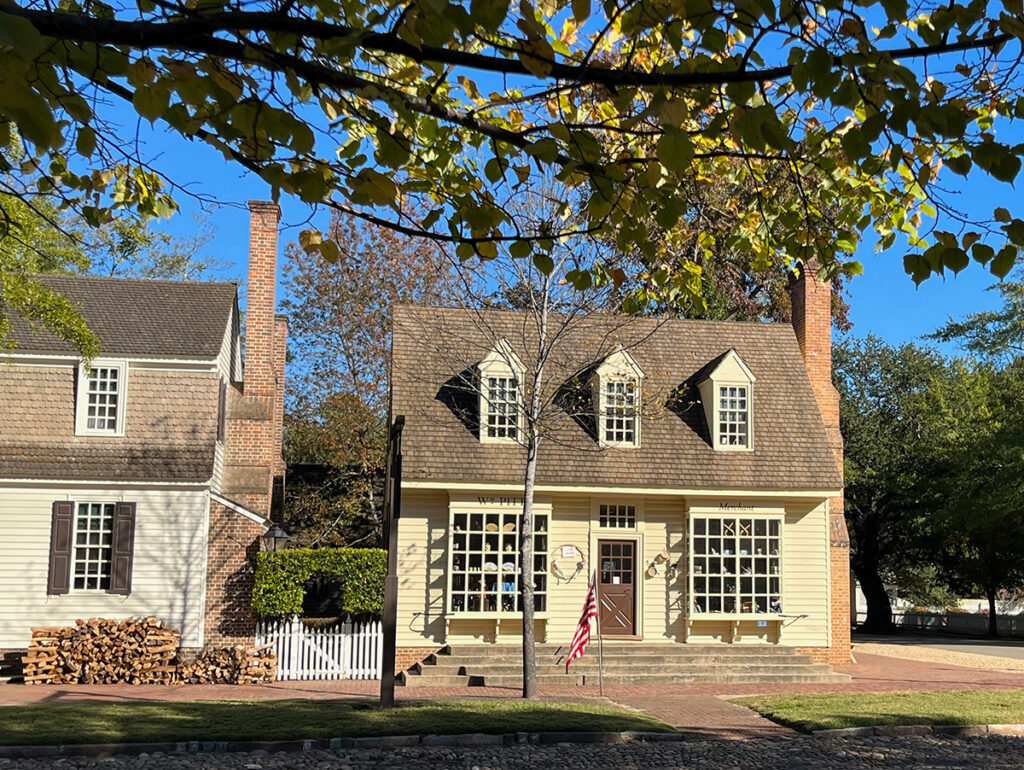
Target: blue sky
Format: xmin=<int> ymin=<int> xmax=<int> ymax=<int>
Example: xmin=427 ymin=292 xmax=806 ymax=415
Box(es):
xmin=135 ymin=117 xmax=1011 ymax=353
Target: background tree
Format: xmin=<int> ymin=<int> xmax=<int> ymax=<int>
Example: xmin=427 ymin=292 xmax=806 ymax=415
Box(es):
xmin=931 ymin=268 xmax=1024 ymax=360
xmin=920 ymin=360 xmax=1024 ymax=636
xmin=1 ymin=142 xmax=223 ymax=356
xmin=4 ymin=0 xmax=1024 ymax=352
xmin=834 ymin=335 xmax=947 ymax=632
xmin=281 ymin=210 xmax=455 ymax=545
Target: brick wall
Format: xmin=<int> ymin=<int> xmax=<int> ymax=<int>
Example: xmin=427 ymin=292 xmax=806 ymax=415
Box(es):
xmin=396 ymin=646 xmax=442 ymax=673
xmin=204 ymin=500 xmax=264 ymax=645
xmin=790 ymin=261 xmax=852 ymax=664
xmin=206 ymin=200 xmax=288 ymax=647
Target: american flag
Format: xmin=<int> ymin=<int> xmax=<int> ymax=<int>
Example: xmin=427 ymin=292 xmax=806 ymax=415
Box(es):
xmin=566 ymin=576 xmax=598 ymax=667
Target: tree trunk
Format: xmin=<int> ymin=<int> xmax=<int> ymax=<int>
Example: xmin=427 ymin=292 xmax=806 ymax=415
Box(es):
xmin=987 ymin=586 xmax=999 ymax=638
xmin=853 ymin=563 xmax=894 ymax=634
xmin=519 ymin=430 xmax=538 ymax=699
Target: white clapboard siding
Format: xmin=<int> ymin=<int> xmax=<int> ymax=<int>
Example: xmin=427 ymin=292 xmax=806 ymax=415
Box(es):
xmin=256 ymin=617 xmax=383 ymax=680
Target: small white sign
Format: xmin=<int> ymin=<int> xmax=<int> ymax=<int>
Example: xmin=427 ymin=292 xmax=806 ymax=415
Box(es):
xmin=561 ymin=545 xmax=577 ymax=558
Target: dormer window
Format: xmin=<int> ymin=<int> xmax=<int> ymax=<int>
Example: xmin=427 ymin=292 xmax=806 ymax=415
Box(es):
xmin=478 ymin=339 xmax=525 ymax=444
xmin=75 ymin=360 xmax=128 ymax=436
xmin=718 ymin=385 xmax=749 ymax=447
xmin=603 ymin=380 xmax=637 ymax=444
xmin=593 ymin=347 xmax=644 ymax=448
xmin=697 ymin=350 xmax=755 ymax=452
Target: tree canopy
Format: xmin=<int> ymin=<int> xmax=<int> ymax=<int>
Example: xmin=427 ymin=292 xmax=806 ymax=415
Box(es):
xmin=3 ymin=0 xmax=1024 ymax=327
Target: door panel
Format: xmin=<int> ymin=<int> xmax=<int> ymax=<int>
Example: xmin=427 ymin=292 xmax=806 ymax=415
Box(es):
xmin=598 ymin=540 xmax=636 ymax=636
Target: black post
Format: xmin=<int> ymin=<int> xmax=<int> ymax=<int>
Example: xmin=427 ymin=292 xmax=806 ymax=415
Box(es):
xmin=380 ymin=415 xmax=404 ymax=708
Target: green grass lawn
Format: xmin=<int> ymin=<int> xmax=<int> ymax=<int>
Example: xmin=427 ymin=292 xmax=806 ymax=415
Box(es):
xmin=736 ymin=689 xmax=1024 ymax=732
xmin=0 ymin=698 xmax=674 ymax=746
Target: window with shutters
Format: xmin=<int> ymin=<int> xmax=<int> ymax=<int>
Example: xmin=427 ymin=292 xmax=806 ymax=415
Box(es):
xmin=49 ymin=500 xmax=136 ymax=595
xmin=75 ymin=359 xmax=128 ymax=436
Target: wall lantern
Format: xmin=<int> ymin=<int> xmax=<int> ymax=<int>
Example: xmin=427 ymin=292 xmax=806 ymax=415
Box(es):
xmin=262 ymin=523 xmax=290 ymax=554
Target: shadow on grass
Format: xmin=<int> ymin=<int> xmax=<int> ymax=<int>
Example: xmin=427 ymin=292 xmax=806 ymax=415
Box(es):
xmin=0 ymin=699 xmax=675 ymax=746
xmin=734 ymin=689 xmax=1024 ymax=733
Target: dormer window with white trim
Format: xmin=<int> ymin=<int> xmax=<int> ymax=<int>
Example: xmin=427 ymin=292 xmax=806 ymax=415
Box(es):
xmin=593 ymin=347 xmax=644 ymax=448
xmin=718 ymin=385 xmax=749 ymax=447
xmin=697 ymin=349 xmax=755 ymax=452
xmin=75 ymin=360 xmax=128 ymax=436
xmin=478 ymin=339 xmax=525 ymax=444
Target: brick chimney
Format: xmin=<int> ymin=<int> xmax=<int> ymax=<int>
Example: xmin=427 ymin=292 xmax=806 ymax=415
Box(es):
xmin=245 ymin=201 xmax=281 ymax=399
xmin=790 ymin=260 xmax=840 ymax=457
xmin=790 ymin=259 xmax=851 ymax=664
xmin=221 ymin=200 xmax=287 ymax=515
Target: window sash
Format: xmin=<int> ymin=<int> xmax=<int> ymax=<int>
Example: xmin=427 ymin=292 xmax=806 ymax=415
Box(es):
xmin=689 ymin=515 xmax=782 ymax=616
xmin=603 ymin=380 xmax=637 ymax=444
xmin=448 ymin=510 xmax=548 ymax=614
xmin=484 ymin=375 xmax=519 ymax=440
xmin=76 ymin=361 xmax=126 ymax=435
xmin=718 ymin=385 xmax=749 ymax=447
xmin=72 ymin=502 xmax=115 ymax=591
xmin=599 ymin=503 xmax=637 ymax=529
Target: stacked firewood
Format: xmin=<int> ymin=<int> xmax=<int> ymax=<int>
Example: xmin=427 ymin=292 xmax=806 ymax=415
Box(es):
xmin=22 ymin=617 xmax=181 ymax=685
xmin=180 ymin=644 xmax=277 ymax=684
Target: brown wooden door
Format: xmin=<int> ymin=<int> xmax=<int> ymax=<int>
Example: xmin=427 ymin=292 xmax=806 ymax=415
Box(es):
xmin=598 ymin=540 xmax=636 ymax=636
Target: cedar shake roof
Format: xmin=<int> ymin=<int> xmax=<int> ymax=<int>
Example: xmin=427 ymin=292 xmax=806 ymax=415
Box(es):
xmin=0 ymin=445 xmax=214 ymax=482
xmin=8 ymin=274 xmax=237 ymax=359
xmin=392 ymin=305 xmax=843 ymax=491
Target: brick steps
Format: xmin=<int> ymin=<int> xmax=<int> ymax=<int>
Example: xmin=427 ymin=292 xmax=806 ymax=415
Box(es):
xmin=398 ymin=644 xmax=850 ymax=687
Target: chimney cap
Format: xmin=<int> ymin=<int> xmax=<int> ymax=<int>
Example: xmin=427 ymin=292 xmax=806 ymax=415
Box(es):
xmin=248 ymin=200 xmax=281 ymax=219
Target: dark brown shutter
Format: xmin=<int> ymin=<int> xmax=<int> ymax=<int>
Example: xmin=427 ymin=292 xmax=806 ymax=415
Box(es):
xmin=108 ymin=502 xmax=137 ymax=596
xmin=47 ymin=501 xmax=74 ymax=595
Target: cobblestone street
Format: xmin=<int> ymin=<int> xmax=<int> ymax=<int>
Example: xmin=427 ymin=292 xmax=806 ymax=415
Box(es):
xmin=4 ymin=735 xmax=1024 ymax=770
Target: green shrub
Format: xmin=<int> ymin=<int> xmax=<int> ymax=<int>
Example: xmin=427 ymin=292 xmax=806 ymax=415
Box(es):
xmin=252 ymin=548 xmax=386 ymax=618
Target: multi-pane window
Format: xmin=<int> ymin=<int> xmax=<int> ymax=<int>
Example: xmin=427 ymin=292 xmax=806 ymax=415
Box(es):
xmin=690 ymin=516 xmax=781 ymax=615
xmin=599 ymin=504 xmax=636 ymax=529
xmin=485 ymin=376 xmax=519 ymax=440
xmin=77 ymin=362 xmax=126 ymax=435
xmin=449 ymin=511 xmax=548 ymax=613
xmin=73 ymin=502 xmax=114 ymax=590
xmin=603 ymin=380 xmax=637 ymax=444
xmin=718 ymin=385 xmax=749 ymax=447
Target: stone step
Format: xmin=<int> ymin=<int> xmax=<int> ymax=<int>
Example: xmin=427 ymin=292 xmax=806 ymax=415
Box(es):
xmin=418 ymin=653 xmax=825 ymax=670
xmin=399 ymin=670 xmax=850 ymax=687
xmin=440 ymin=646 xmax=803 ymax=661
xmin=416 ymin=661 xmax=838 ymax=677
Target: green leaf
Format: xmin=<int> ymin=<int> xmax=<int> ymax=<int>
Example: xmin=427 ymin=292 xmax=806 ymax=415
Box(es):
xmin=533 ymin=253 xmax=554 ymax=273
xmin=656 ymin=128 xmax=694 ymax=176
xmin=509 ymin=240 xmax=531 ymax=258
xmin=132 ymin=86 xmax=169 ymax=122
xmin=971 ymin=243 xmax=995 ymax=265
xmin=571 ymin=0 xmax=590 ymax=23
xmin=994 ymin=207 xmax=1013 ymax=223
xmin=991 ymin=245 xmax=1018 ymax=279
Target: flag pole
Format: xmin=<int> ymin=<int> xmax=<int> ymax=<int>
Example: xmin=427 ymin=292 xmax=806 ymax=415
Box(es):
xmin=594 ymin=570 xmax=604 ymax=697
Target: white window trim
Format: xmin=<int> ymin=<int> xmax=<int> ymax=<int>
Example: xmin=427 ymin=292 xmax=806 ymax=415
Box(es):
xmin=68 ymin=499 xmax=116 ymax=593
xmin=714 ymin=382 xmax=754 ymax=452
xmin=478 ymin=340 xmax=525 ymax=445
xmin=697 ymin=349 xmax=756 ymax=453
xmin=593 ymin=348 xmax=644 ymax=449
xmin=75 ymin=359 xmax=129 ymax=437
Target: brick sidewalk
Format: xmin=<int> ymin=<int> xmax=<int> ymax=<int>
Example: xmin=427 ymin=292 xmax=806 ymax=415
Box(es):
xmin=4 ymin=653 xmax=1024 ymax=707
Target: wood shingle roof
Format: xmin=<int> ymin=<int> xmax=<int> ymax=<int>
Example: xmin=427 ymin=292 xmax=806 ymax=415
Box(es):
xmin=7 ymin=274 xmax=237 ymax=359
xmin=391 ymin=305 xmax=842 ymax=491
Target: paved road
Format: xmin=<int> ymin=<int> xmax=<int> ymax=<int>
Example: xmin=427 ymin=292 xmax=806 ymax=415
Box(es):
xmin=856 ymin=633 xmax=1024 ymax=661
xmin=5 ymin=736 xmax=1024 ymax=769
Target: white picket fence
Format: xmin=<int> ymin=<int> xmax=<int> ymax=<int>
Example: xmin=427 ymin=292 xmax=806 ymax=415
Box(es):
xmin=255 ymin=616 xmax=383 ymax=681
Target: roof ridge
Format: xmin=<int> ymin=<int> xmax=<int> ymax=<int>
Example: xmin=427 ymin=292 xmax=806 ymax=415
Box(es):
xmin=35 ymin=273 xmax=239 ymax=289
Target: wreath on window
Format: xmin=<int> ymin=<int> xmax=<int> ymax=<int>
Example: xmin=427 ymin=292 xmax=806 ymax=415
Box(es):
xmin=551 ymin=545 xmax=586 ymax=583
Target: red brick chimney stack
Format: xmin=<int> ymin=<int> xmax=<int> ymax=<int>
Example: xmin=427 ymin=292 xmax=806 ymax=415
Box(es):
xmin=790 ymin=260 xmax=839 ymax=455
xmin=790 ymin=259 xmax=851 ymax=664
xmin=246 ymin=201 xmax=281 ymax=399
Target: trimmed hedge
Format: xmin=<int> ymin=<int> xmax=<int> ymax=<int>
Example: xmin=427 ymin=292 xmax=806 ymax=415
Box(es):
xmin=252 ymin=548 xmax=386 ymax=618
